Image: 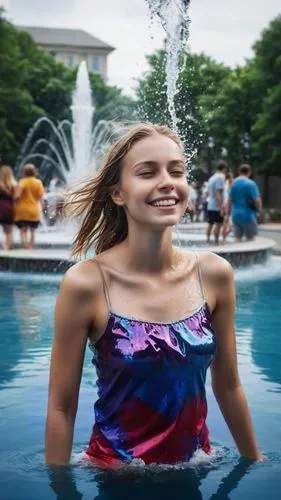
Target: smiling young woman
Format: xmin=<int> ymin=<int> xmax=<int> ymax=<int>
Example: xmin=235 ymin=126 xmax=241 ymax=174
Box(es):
xmin=45 ymin=123 xmax=264 ymax=468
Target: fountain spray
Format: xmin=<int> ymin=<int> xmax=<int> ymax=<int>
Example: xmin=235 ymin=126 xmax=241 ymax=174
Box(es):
xmin=145 ymin=0 xmax=191 ymax=134
xmin=16 ymin=62 xmax=126 ymax=185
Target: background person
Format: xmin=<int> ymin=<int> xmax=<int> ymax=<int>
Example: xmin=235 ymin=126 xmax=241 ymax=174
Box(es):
xmin=206 ymin=161 xmax=228 ymax=244
xmin=45 ymin=124 xmax=263 ymax=468
xmin=227 ymin=164 xmax=262 ymax=243
xmin=14 ymin=163 xmax=45 ymax=249
xmin=44 ymin=176 xmax=66 ymax=226
xmin=0 ymin=165 xmax=19 ymax=250
xmin=222 ymin=171 xmax=234 ymax=243
xmin=201 ymin=181 xmax=209 ymax=222
xmin=186 ymin=180 xmax=198 ymax=222
xmin=195 ymin=182 xmax=204 ymax=222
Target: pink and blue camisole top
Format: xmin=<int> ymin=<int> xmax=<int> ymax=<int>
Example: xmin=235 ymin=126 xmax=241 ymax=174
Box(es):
xmin=86 ymin=255 xmax=216 ymax=467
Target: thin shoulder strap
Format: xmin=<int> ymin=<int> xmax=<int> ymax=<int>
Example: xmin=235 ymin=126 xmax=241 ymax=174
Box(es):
xmin=95 ymin=259 xmax=112 ymax=311
xmin=195 ymin=252 xmax=205 ymax=301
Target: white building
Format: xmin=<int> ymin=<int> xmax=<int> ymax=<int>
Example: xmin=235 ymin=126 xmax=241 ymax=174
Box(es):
xmin=17 ymin=26 xmax=115 ymax=81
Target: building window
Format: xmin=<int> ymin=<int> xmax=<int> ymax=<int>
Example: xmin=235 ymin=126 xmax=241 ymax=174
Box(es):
xmin=66 ymin=54 xmax=75 ymax=68
xmin=91 ymin=56 xmax=100 ymax=73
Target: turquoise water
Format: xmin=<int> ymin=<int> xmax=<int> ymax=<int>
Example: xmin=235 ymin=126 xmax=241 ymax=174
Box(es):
xmin=1 ymin=260 xmax=281 ymax=499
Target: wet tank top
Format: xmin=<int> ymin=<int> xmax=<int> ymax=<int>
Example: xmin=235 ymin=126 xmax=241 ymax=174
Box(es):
xmin=86 ymin=254 xmax=216 ymax=467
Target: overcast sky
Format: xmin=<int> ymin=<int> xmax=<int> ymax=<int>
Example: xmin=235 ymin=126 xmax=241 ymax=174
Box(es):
xmin=2 ymin=0 xmax=281 ymax=95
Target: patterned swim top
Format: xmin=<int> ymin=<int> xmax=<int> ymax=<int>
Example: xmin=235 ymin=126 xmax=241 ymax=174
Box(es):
xmin=86 ymin=256 xmax=217 ymax=467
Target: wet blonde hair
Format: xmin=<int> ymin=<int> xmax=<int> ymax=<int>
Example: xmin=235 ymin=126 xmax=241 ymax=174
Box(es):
xmin=0 ymin=165 xmax=16 ymax=195
xmin=65 ymin=123 xmax=183 ymax=257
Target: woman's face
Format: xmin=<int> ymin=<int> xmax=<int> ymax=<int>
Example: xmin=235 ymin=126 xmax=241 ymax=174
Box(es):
xmin=112 ymin=134 xmax=188 ymax=231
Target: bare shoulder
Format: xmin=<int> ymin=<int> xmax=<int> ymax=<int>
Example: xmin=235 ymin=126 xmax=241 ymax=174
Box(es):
xmin=60 ymin=259 xmax=102 ymax=299
xmin=197 ymin=251 xmax=234 ymax=286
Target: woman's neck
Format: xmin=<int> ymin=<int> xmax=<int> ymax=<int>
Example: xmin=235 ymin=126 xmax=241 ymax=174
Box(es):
xmin=120 ymin=227 xmax=182 ymax=274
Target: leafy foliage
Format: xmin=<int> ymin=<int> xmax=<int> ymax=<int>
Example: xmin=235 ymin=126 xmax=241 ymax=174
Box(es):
xmin=1 ymin=8 xmax=281 ymax=179
xmin=136 ymin=15 xmax=281 ymax=176
xmin=251 ymin=15 xmax=281 ymax=174
xmin=0 ymin=9 xmax=134 ymax=166
xmin=136 ymin=50 xmax=230 ymax=158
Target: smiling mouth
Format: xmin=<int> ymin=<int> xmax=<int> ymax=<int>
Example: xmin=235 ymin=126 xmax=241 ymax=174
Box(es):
xmin=149 ymin=199 xmax=179 ymax=207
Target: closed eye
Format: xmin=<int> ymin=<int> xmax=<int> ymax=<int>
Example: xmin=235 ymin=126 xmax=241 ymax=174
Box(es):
xmin=171 ymin=170 xmax=185 ymax=175
xmin=137 ymin=168 xmax=185 ymax=177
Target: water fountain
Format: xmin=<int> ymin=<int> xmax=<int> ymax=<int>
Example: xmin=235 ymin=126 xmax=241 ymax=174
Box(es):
xmin=145 ymin=0 xmax=191 ymax=135
xmin=15 ymin=62 xmax=126 ymax=185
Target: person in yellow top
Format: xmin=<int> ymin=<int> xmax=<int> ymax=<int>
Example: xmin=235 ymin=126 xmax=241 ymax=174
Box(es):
xmin=15 ymin=164 xmax=45 ymax=249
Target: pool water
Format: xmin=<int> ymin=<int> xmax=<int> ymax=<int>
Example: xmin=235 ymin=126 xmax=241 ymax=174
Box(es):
xmin=1 ymin=259 xmax=281 ymax=499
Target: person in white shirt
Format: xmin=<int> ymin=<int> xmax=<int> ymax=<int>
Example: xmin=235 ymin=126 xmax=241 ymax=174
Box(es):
xmin=201 ymin=181 xmax=209 ymax=222
xmin=187 ymin=181 xmax=198 ymax=222
xmin=222 ymin=171 xmax=233 ymax=243
xmin=206 ymin=161 xmax=228 ymax=244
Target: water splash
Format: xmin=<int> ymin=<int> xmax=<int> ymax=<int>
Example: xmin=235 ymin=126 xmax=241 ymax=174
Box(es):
xmin=70 ymin=445 xmax=228 ymax=478
xmin=145 ymin=0 xmax=191 ymax=133
xmin=234 ymin=256 xmax=281 ymax=282
xmin=70 ymin=62 xmax=94 ymax=182
xmin=15 ymin=62 xmax=126 ymax=185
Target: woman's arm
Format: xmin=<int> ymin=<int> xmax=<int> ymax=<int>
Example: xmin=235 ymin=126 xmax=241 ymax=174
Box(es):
xmin=45 ymin=263 xmax=96 ymax=465
xmin=13 ymin=184 xmax=21 ymax=201
xmin=208 ymin=256 xmax=263 ymax=460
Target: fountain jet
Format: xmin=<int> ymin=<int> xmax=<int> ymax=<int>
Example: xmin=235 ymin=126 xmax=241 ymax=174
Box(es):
xmin=16 ymin=62 xmax=125 ymax=186
xmin=145 ymin=0 xmax=191 ymax=133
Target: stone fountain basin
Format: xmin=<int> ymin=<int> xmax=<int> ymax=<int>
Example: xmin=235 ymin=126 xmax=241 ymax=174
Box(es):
xmin=0 ymin=223 xmax=276 ymax=272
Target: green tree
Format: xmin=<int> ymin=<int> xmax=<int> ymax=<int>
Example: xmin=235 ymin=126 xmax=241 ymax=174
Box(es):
xmin=0 ymin=10 xmax=44 ymax=163
xmin=0 ymin=9 xmax=134 ymax=167
xmin=136 ymin=15 xmax=281 ymax=180
xmin=89 ymin=73 xmax=135 ymax=124
xmin=136 ymin=49 xmax=230 ymax=162
xmin=199 ymin=64 xmax=261 ymax=169
xmin=199 ymin=15 xmax=281 ymax=176
xmin=251 ymin=15 xmax=281 ymax=175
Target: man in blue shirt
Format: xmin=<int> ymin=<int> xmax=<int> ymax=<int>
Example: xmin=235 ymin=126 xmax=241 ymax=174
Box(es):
xmin=227 ymin=164 xmax=262 ymax=242
xmin=206 ymin=161 xmax=227 ymax=244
